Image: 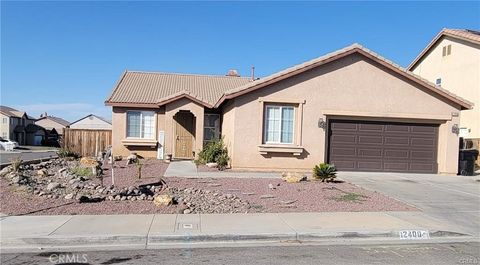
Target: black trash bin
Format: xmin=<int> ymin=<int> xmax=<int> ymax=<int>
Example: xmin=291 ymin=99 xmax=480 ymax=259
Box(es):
xmin=458 ymin=149 xmax=479 ymax=176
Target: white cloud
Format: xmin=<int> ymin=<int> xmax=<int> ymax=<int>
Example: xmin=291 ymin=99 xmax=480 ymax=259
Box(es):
xmin=15 ymin=103 xmax=111 ymax=123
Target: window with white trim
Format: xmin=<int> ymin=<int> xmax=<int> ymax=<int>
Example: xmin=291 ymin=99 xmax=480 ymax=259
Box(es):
xmin=264 ymin=105 xmax=294 ymax=144
xmin=126 ymin=111 xmax=155 ymax=139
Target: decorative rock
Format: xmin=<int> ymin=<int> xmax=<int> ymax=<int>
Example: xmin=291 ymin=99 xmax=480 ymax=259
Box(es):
xmin=80 ymin=157 xmax=100 ymax=167
xmin=242 ymin=192 xmax=256 ymax=196
xmin=183 ymin=208 xmax=192 ymax=214
xmin=126 ymin=154 xmax=138 ymax=165
xmin=280 ymin=200 xmax=297 ymax=205
xmin=206 ymin=162 xmax=218 ymax=168
xmin=46 ymin=182 xmax=60 ymax=191
xmin=281 ymin=172 xmax=307 ymax=183
xmin=64 ymin=193 xmax=74 ymax=200
xmin=268 ymin=183 xmax=275 ymax=190
xmin=207 ymin=183 xmax=221 ymax=187
xmin=259 ymin=195 xmax=275 ymax=199
xmin=37 ymin=169 xmax=48 ymax=177
xmin=154 ymin=194 xmax=173 ymax=206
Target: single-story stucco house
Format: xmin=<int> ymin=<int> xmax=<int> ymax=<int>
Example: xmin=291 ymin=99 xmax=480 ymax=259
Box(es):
xmin=105 ymin=44 xmax=472 ymax=174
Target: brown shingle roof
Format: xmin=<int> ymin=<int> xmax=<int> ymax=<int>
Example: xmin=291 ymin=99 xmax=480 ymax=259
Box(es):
xmin=217 ymin=43 xmax=472 ymax=110
xmin=408 ymin=28 xmax=480 ymax=70
xmin=105 ymin=71 xmax=252 ymax=108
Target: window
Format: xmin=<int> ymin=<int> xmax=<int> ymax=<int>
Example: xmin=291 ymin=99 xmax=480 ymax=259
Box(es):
xmin=126 ymin=111 xmax=155 ymax=139
xmin=442 ymin=45 xmax=452 ymax=57
xmin=435 ymin=78 xmax=442 ymax=86
xmin=204 ymin=114 xmax=220 ymax=144
xmin=2 ymin=118 xmax=6 ymax=124
xmin=264 ymin=105 xmax=294 ymax=144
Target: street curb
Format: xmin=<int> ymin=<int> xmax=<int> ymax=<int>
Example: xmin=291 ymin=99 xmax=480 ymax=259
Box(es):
xmin=0 ymin=229 xmax=474 ymax=251
xmin=0 ymin=155 xmax=58 ymax=169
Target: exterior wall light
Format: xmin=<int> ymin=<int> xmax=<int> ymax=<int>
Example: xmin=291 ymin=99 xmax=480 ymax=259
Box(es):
xmin=318 ymin=118 xmax=327 ymax=129
xmin=452 ymin=124 xmax=459 ymax=135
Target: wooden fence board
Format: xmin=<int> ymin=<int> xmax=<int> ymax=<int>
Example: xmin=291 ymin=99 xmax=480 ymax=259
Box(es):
xmin=63 ymin=128 xmax=112 ymax=157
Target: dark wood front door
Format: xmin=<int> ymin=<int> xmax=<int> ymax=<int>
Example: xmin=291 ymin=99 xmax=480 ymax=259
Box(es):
xmin=328 ymin=120 xmax=438 ymax=173
xmin=174 ymin=112 xmax=195 ymax=159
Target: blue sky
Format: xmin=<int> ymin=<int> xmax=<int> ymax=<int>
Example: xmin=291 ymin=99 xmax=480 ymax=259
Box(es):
xmin=1 ymin=1 xmax=479 ymax=122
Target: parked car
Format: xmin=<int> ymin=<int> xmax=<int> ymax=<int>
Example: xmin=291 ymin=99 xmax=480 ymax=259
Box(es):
xmin=0 ymin=137 xmax=16 ymax=151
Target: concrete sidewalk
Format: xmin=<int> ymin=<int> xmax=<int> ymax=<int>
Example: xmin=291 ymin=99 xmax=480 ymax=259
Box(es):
xmin=0 ymin=211 xmax=475 ymax=252
xmin=164 ymin=160 xmax=282 ymax=178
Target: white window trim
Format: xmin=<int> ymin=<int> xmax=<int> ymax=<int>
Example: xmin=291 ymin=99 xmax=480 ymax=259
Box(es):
xmin=263 ymin=105 xmax=295 ymax=145
xmin=126 ymin=110 xmax=156 ymax=140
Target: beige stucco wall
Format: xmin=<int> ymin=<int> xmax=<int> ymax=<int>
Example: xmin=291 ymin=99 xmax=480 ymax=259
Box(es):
xmin=222 ymin=53 xmax=462 ymax=174
xmin=411 ymin=36 xmax=480 ymax=139
xmin=164 ymin=98 xmax=204 ymax=158
xmin=111 ymin=98 xmax=205 ymax=160
xmin=0 ymin=114 xmax=10 ymax=139
xmin=111 ymin=107 xmax=165 ymax=158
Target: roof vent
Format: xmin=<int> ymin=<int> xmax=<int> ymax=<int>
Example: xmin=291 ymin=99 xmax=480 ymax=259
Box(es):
xmin=226 ymin=69 xmax=240 ymax=77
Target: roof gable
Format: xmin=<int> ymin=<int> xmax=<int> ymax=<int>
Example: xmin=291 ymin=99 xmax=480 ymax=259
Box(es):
xmin=216 ymin=43 xmax=472 ymax=110
xmin=36 ymin=116 xmax=70 ymax=127
xmin=70 ymin=114 xmax=111 ymax=126
xmin=408 ymin=28 xmax=480 ymax=70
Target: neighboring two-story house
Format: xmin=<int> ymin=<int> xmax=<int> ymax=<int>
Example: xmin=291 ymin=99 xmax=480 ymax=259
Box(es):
xmin=0 ymin=105 xmax=45 ymax=145
xmin=409 ymin=29 xmax=480 ymax=141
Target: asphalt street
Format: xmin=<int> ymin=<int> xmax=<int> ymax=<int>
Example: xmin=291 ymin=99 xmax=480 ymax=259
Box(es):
xmin=0 ymin=151 xmax=57 ymax=165
xmin=1 ymin=242 xmax=479 ymax=265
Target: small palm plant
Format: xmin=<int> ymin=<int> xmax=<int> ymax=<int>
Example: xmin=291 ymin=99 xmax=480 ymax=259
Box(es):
xmin=312 ymin=163 xmax=337 ymax=182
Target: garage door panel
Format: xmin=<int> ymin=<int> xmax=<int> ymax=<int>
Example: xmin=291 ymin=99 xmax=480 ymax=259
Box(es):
xmin=331 ymin=147 xmax=356 ymax=156
xmin=384 ymin=162 xmax=409 ymax=171
xmin=359 ymin=123 xmax=384 ymax=132
xmin=331 ymin=122 xmax=358 ymax=131
xmin=358 ymin=135 xmax=383 ymax=145
xmin=385 ymin=124 xmax=410 ymax=133
xmin=331 ymin=135 xmax=357 ymax=144
xmin=331 ymin=160 xmax=356 ymax=170
xmin=411 ymin=150 xmax=435 ymax=160
xmin=410 ymin=137 xmax=436 ymax=147
xmin=328 ymin=120 xmax=438 ymax=173
xmin=357 ymin=148 xmax=382 ymax=158
xmin=384 ymin=136 xmax=410 ymax=145
xmin=358 ymin=161 xmax=383 ymax=170
xmin=384 ymin=149 xmax=409 ymax=159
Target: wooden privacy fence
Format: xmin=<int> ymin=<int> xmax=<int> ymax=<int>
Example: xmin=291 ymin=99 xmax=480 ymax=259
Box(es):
xmin=63 ymin=128 xmax=112 ymax=157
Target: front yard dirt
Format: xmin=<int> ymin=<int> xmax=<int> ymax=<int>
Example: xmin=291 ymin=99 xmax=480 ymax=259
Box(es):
xmin=0 ymin=158 xmax=417 ymax=215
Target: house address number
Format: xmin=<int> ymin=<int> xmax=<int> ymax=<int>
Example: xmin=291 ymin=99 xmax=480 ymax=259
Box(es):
xmin=399 ymin=230 xmax=430 ymax=240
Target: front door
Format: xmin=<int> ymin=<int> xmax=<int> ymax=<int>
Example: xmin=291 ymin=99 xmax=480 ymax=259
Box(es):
xmin=174 ymin=112 xmax=195 ymax=159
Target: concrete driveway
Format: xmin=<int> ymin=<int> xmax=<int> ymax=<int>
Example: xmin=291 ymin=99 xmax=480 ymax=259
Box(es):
xmin=339 ymin=172 xmax=480 ymax=237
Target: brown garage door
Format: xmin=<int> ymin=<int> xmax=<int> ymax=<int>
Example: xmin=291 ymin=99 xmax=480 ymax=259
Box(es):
xmin=328 ymin=120 xmax=438 ymax=173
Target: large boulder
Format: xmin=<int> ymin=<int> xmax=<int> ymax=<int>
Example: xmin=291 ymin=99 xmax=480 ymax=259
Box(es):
xmin=80 ymin=157 xmax=100 ymax=167
xmin=37 ymin=169 xmax=48 ymax=177
xmin=153 ymin=194 xmax=173 ymax=206
xmin=281 ymin=172 xmax=307 ymax=183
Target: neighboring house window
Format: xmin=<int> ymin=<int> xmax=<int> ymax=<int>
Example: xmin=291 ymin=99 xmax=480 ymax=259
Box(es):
xmin=442 ymin=45 xmax=452 ymax=57
xmin=204 ymin=114 xmax=220 ymax=144
xmin=2 ymin=118 xmax=7 ymax=124
xmin=435 ymin=78 xmax=442 ymax=86
xmin=264 ymin=105 xmax=294 ymax=144
xmin=2 ymin=132 xmax=7 ymax=138
xmin=126 ymin=111 xmax=155 ymax=139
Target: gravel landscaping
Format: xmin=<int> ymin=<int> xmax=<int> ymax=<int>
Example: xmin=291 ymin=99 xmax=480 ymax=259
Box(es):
xmin=0 ymin=158 xmax=417 ymax=216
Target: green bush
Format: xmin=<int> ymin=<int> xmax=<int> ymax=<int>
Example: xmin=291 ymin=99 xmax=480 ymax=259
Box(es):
xmin=197 ymin=138 xmax=230 ymax=170
xmin=312 ymin=163 xmax=337 ymax=182
xmin=70 ymin=166 xmax=95 ymax=178
xmin=57 ymin=148 xmax=80 ymax=159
